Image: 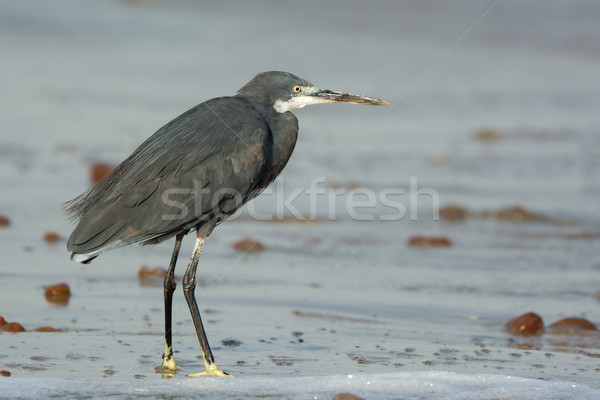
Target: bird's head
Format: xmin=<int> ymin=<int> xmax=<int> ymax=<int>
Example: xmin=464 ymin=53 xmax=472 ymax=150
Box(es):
xmin=237 ymin=71 xmax=388 ymax=113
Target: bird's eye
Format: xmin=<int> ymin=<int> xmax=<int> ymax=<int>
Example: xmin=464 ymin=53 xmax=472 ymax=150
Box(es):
xmin=293 ymin=85 xmax=302 ymax=93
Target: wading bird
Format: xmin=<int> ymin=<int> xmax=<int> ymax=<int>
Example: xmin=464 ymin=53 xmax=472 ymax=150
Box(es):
xmin=65 ymin=71 xmax=388 ymax=377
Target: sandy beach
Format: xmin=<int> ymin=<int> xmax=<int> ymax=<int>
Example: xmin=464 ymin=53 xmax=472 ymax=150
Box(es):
xmin=1 ymin=1 xmax=599 ymax=398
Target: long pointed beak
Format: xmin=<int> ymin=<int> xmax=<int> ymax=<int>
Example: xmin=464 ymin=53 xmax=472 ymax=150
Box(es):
xmin=308 ymin=88 xmax=389 ymax=106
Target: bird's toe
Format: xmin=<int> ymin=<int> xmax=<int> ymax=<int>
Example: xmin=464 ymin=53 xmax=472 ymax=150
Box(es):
xmin=187 ymin=363 xmax=232 ymax=378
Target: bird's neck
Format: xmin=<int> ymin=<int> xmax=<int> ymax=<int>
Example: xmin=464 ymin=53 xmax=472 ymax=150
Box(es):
xmin=237 ymin=95 xmax=299 ymax=187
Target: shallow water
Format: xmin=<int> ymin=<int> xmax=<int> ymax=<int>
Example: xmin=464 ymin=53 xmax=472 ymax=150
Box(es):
xmin=1 ymin=0 xmax=600 ymax=398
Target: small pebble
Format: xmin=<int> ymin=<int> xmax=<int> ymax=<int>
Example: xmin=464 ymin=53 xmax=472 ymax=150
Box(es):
xmin=549 ymin=317 xmax=597 ymax=332
xmin=504 ymin=312 xmax=544 ymax=336
xmin=333 ymin=393 xmax=365 ymax=400
xmin=477 ymin=205 xmax=554 ymax=223
xmin=43 ymin=231 xmax=62 ymax=244
xmin=0 ymin=370 xmax=11 ymax=377
xmin=44 ymin=283 xmax=71 ymax=297
xmin=138 ymin=266 xmax=178 ymax=287
xmin=34 ymin=326 xmax=63 ymax=332
xmin=3 ymin=322 xmax=26 ymax=332
xmin=138 ymin=266 xmax=168 ymax=278
xmin=473 ymin=128 xmax=503 ymax=142
xmin=232 ymin=238 xmax=265 ymax=253
xmin=44 ymin=283 xmax=71 ymax=305
xmin=439 ymin=204 xmax=468 ymax=221
xmin=428 ymin=152 xmax=446 ymax=165
xmin=90 ymin=161 xmax=115 ymax=184
xmin=0 ymin=215 xmax=10 ymax=228
xmin=407 ymin=235 xmax=452 ymax=248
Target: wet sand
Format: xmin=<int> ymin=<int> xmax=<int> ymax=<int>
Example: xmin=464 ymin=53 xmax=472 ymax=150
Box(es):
xmin=1 ymin=0 xmax=599 ymax=398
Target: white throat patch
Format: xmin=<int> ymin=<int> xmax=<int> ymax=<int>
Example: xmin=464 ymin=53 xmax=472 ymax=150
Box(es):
xmin=273 ymin=96 xmax=332 ymax=113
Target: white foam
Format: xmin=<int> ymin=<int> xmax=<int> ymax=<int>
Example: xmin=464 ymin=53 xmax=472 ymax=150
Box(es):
xmin=1 ymin=371 xmax=598 ymax=400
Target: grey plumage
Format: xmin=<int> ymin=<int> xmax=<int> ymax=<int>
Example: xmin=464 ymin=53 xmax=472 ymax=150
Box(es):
xmin=64 ymin=71 xmax=387 ymax=376
xmin=66 ymin=72 xmax=305 ymax=261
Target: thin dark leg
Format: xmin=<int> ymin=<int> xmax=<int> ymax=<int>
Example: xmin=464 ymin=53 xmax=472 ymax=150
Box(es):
xmin=161 ymin=233 xmax=184 ymax=370
xmin=182 ymin=236 xmax=230 ymax=377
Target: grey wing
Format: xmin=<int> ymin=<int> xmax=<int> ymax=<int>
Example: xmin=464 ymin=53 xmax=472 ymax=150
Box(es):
xmin=67 ymin=98 xmax=270 ymax=260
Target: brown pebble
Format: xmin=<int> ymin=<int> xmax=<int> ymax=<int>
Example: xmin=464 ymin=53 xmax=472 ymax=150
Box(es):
xmin=44 ymin=283 xmax=71 ymax=297
xmin=309 ymin=237 xmax=322 ymax=245
xmin=477 ymin=205 xmax=555 ymax=224
xmin=333 ymin=393 xmax=365 ymax=400
xmin=44 ymin=283 xmax=71 ymax=305
xmin=0 ymin=215 xmax=10 ymax=228
xmin=138 ymin=265 xmax=168 ymax=278
xmin=43 ymin=231 xmax=62 ymax=244
xmin=232 ymin=238 xmax=265 ymax=253
xmin=34 ymin=326 xmax=63 ymax=332
xmin=473 ymin=128 xmax=503 ymax=142
xmin=439 ymin=204 xmax=468 ymax=221
xmin=428 ymin=152 xmax=446 ymax=165
xmin=0 ymin=370 xmax=10 ymax=377
xmin=346 ymin=182 xmax=361 ymax=191
xmin=549 ymin=318 xmax=597 ymax=332
xmin=505 ymin=312 xmax=544 ymax=336
xmin=407 ymin=235 xmax=452 ymax=248
xmin=90 ymin=161 xmax=115 ymax=184
xmin=138 ymin=266 xmax=177 ymax=287
xmin=0 ymin=316 xmax=6 ymax=327
xmin=3 ymin=322 xmax=26 ymax=333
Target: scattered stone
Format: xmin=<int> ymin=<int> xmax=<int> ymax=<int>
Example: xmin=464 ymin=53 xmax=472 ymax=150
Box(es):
xmin=333 ymin=393 xmax=365 ymax=400
xmin=3 ymin=322 xmax=26 ymax=333
xmin=473 ymin=128 xmax=503 ymax=142
xmin=439 ymin=204 xmax=468 ymax=221
xmin=232 ymin=238 xmax=265 ymax=253
xmin=43 ymin=231 xmax=62 ymax=244
xmin=504 ymin=312 xmax=544 ymax=336
xmin=0 ymin=215 xmax=10 ymax=228
xmin=308 ymin=237 xmax=322 ymax=245
xmin=428 ymin=152 xmax=446 ymax=165
xmin=34 ymin=326 xmax=63 ymax=332
xmin=90 ymin=161 xmax=115 ymax=184
xmin=137 ymin=266 xmax=177 ymax=287
xmin=44 ymin=282 xmax=71 ymax=297
xmin=0 ymin=370 xmax=10 ymax=377
xmin=407 ymin=235 xmax=452 ymax=248
xmin=549 ymin=318 xmax=597 ymax=333
xmin=476 ymin=205 xmax=556 ymax=224
xmin=44 ymin=283 xmax=71 ymax=305
xmin=138 ymin=266 xmax=167 ymax=277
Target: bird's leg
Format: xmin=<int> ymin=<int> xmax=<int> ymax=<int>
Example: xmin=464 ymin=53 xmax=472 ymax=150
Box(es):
xmin=162 ymin=233 xmax=184 ymax=371
xmin=182 ymin=236 xmax=231 ymax=378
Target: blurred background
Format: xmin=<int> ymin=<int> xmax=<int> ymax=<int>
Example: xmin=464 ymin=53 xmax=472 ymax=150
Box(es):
xmin=1 ymin=0 xmax=599 ymax=390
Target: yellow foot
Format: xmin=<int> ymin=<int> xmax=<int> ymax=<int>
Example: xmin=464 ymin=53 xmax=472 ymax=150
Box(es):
xmin=188 ymin=363 xmax=232 ymax=378
xmin=162 ymin=354 xmax=180 ymax=371
xmin=163 ymin=357 xmax=181 ymax=371
xmin=162 ymin=342 xmax=180 ymax=371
